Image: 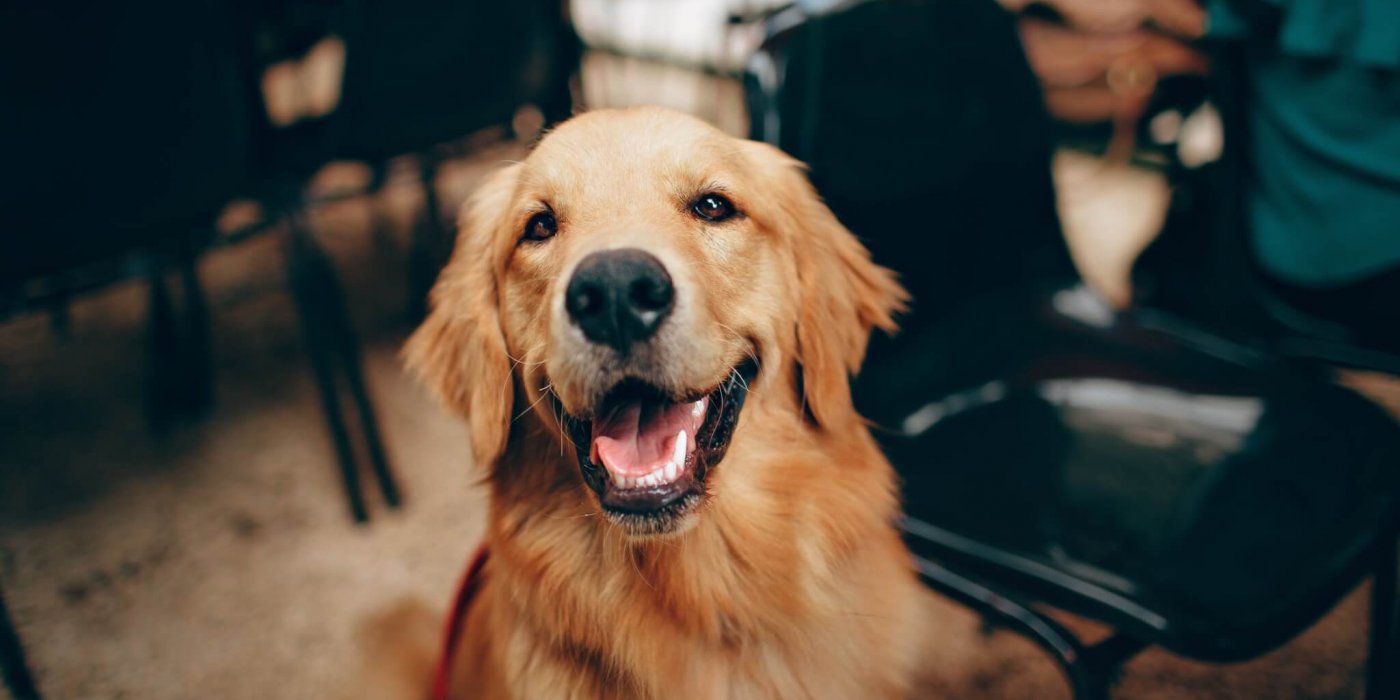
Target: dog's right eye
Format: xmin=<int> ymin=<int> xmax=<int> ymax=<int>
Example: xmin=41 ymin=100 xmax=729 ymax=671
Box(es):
xmin=692 ymin=194 xmax=736 ymax=222
xmin=522 ymin=212 xmax=558 ymax=243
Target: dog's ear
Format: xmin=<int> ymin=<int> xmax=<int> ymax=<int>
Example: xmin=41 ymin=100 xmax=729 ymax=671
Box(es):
xmin=404 ymin=164 xmax=520 ymax=470
xmin=747 ymin=142 xmax=908 ymax=429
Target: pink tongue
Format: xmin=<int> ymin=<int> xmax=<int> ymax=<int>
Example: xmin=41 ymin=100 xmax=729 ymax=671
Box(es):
xmin=592 ymin=398 xmax=696 ymax=477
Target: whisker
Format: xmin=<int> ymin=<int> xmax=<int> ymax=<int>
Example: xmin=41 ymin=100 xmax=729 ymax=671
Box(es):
xmin=548 ymin=509 xmax=602 ymax=520
xmin=506 ymin=343 xmax=549 ymax=371
xmin=732 ymin=366 xmax=751 ymax=395
xmin=713 ymin=321 xmax=744 ymax=344
xmin=512 ymin=383 xmax=553 ymax=423
xmin=549 ymin=386 xmax=580 ymax=453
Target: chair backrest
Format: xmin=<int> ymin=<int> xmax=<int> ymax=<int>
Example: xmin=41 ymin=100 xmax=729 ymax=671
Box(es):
xmin=1 ymin=1 xmax=251 ymax=283
xmin=332 ymin=0 xmax=579 ymax=161
xmin=745 ymin=0 xmax=1075 ymax=336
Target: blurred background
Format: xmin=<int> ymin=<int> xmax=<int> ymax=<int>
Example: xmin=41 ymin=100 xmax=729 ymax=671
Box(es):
xmin=2 ymin=1 xmax=1398 ymax=698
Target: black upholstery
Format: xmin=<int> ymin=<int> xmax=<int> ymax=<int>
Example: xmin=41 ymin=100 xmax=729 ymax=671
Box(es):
xmin=747 ymin=0 xmax=1071 ymax=338
xmin=1 ymin=1 xmax=251 ymax=285
xmin=333 ymin=0 xmax=575 ymax=162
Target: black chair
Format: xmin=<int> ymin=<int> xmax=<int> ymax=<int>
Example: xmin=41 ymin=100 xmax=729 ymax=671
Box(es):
xmin=0 ymin=3 xmax=258 ymax=696
xmin=1 ymin=1 xmax=253 ymax=424
xmin=235 ymin=0 xmax=580 ymax=522
xmin=331 ymin=0 xmax=578 ymax=318
xmin=746 ymin=1 xmax=1400 ymax=698
xmin=243 ymin=0 xmax=579 ymax=315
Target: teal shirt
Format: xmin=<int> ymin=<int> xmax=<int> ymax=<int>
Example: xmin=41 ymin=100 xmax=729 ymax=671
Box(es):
xmin=1209 ymin=0 xmax=1400 ymax=286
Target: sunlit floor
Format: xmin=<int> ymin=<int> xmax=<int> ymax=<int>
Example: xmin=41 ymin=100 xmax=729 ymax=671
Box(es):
xmin=3 ymin=59 xmax=1398 ymax=699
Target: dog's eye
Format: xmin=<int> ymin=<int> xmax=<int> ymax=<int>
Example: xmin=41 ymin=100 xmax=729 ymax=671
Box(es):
xmin=692 ymin=194 xmax=735 ymax=222
xmin=522 ymin=212 xmax=558 ymax=242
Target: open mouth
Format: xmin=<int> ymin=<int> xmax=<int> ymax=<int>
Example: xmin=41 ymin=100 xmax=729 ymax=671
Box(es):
xmin=563 ymin=359 xmax=758 ymax=533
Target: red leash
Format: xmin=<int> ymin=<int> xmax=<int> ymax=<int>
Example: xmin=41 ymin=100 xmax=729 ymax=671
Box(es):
xmin=432 ymin=545 xmax=490 ymax=700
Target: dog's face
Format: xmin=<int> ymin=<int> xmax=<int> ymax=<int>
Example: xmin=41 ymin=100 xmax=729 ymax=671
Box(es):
xmin=408 ymin=108 xmax=904 ymax=538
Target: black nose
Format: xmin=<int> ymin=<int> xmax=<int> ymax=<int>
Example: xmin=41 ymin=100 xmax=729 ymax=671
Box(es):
xmin=565 ymin=248 xmax=675 ymax=354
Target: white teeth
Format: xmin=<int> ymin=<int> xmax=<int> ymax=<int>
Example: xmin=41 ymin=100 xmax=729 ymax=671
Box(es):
xmin=691 ymin=399 xmax=706 ymax=419
xmin=672 ymin=429 xmax=687 ymax=468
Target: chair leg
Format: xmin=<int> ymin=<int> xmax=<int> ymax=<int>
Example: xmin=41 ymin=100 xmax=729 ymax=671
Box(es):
xmin=0 ymin=585 xmax=40 ymax=699
xmin=339 ymin=341 xmax=401 ymax=510
xmin=365 ymin=164 xmax=398 ymax=257
xmin=407 ymin=155 xmax=449 ymax=321
xmin=283 ymin=217 xmax=369 ymax=523
xmin=1081 ymin=633 xmax=1148 ymax=699
xmin=910 ymin=554 xmax=1130 ymax=699
xmin=327 ymin=258 xmax=401 ymax=509
xmin=177 ymin=255 xmax=214 ymax=416
xmin=146 ymin=266 xmax=181 ymax=426
xmin=1367 ymin=533 xmax=1398 ymax=699
xmin=147 ymin=255 xmax=215 ymax=426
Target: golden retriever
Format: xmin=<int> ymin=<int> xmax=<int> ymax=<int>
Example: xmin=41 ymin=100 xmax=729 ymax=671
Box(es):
xmin=403 ymin=106 xmax=945 ymax=699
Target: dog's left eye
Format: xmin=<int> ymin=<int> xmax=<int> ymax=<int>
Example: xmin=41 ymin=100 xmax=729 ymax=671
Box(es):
xmin=522 ymin=212 xmax=558 ymax=242
xmin=692 ymin=194 xmax=735 ymax=222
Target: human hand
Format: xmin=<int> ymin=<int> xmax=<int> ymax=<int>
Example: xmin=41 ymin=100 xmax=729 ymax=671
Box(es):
xmin=999 ymin=0 xmax=1209 ymax=123
xmin=998 ymin=0 xmax=1206 ymax=37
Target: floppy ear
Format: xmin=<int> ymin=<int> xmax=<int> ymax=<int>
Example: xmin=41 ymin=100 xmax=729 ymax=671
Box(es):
xmin=749 ymin=142 xmax=908 ymax=429
xmin=403 ymin=164 xmax=521 ymax=470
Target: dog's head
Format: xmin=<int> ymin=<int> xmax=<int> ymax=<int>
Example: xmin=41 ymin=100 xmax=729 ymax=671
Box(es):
xmin=407 ymin=107 xmax=905 ymax=538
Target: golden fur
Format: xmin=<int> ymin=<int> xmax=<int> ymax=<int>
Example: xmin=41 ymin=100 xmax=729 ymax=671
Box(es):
xmin=401 ymin=106 xmax=945 ymax=699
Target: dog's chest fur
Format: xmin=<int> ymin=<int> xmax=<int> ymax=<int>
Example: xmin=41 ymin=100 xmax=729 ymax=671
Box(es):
xmin=451 ymin=432 xmax=931 ymax=699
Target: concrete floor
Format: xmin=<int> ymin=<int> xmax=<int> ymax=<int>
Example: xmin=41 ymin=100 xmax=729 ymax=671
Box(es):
xmin=3 ymin=65 xmax=1398 ymax=699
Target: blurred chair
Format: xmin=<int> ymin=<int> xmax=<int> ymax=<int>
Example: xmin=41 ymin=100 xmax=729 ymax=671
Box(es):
xmin=746 ymin=1 xmax=1400 ymax=698
xmin=744 ymin=0 xmax=1069 ymax=343
xmin=235 ymin=0 xmax=581 ymax=522
xmin=0 ymin=4 xmax=255 ymax=696
xmin=1 ymin=1 xmax=252 ymax=424
xmin=333 ymin=0 xmax=577 ymax=318
xmin=245 ymin=0 xmax=579 ymax=315
xmin=0 ymin=0 xmax=399 ymax=526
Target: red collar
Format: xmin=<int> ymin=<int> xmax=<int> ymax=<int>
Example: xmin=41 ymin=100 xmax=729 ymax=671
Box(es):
xmin=433 ymin=544 xmax=490 ymax=700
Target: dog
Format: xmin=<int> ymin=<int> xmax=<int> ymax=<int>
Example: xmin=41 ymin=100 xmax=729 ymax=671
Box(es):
xmin=403 ymin=106 xmax=947 ymax=699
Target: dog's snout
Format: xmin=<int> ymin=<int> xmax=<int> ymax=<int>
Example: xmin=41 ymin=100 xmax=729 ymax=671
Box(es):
xmin=566 ymin=248 xmax=674 ymax=354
